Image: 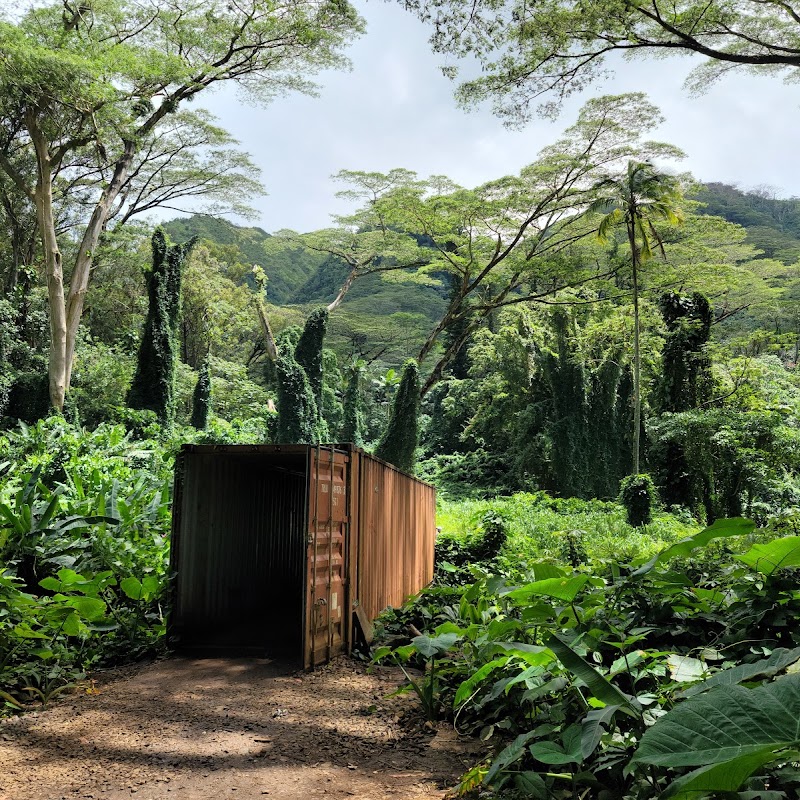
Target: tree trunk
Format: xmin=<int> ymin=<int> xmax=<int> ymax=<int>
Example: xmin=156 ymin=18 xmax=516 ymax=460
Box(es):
xmin=27 ymin=111 xmax=67 ymax=411
xmin=629 ymin=222 xmax=641 ymax=475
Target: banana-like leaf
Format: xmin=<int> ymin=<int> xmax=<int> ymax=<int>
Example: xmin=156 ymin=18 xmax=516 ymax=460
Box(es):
xmin=660 ymin=747 xmax=785 ymax=800
xmin=631 ymin=518 xmax=755 ymax=577
xmin=545 ymin=635 xmax=640 ymax=716
xmin=634 ymin=673 xmax=800 ymax=767
xmin=505 ymin=575 xmax=589 ymax=603
xmin=737 ymin=536 xmax=800 ymax=574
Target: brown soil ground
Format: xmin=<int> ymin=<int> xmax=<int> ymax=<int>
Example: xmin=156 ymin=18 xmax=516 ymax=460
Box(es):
xmin=0 ymin=657 xmax=485 ymax=800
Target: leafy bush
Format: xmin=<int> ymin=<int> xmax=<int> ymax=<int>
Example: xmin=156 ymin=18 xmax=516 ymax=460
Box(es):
xmin=376 ymin=517 xmax=800 ymax=799
xmin=0 ymin=418 xmax=172 ymax=710
xmin=619 ymin=473 xmax=658 ymax=526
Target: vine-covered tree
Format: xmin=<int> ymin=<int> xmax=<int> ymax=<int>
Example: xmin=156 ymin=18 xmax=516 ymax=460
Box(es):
xmin=339 ymin=363 xmax=365 ymax=446
xmin=190 ymin=358 xmax=211 ymax=431
xmin=656 ymin=292 xmax=714 ymax=413
xmin=275 ymin=344 xmax=325 ymax=445
xmin=294 ymin=307 xmax=329 ymax=413
xmin=127 ymin=230 xmax=195 ymax=424
xmin=374 ymin=360 xmax=421 ymax=473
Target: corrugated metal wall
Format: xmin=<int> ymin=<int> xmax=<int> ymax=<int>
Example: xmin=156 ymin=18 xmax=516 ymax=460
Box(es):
xmin=171 ymin=450 xmax=307 ymax=653
xmin=355 ymin=453 xmax=436 ymax=622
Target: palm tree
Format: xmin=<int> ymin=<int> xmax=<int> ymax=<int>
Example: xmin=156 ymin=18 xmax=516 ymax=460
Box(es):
xmin=591 ymin=161 xmax=683 ymax=475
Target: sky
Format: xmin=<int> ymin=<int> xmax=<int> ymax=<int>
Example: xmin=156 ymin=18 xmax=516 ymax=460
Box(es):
xmin=198 ymin=0 xmax=800 ymax=234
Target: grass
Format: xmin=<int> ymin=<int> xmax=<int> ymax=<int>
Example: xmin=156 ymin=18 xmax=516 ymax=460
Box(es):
xmin=436 ymin=491 xmax=699 ymax=573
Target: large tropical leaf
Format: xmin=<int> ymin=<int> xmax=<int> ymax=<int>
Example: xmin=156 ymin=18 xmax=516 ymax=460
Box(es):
xmin=737 ymin=536 xmax=800 ymax=574
xmin=545 ymin=635 xmax=640 ymax=716
xmin=660 ymin=747 xmax=786 ymax=800
xmin=633 ymin=674 xmax=800 ymax=767
xmin=631 ymin=517 xmax=755 ymax=577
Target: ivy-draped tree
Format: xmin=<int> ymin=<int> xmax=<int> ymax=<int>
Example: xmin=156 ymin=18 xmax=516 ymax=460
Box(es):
xmin=127 ymin=230 xmax=195 ymax=424
xmin=656 ymin=292 xmax=714 ymax=413
xmin=275 ymin=343 xmax=324 ymax=445
xmin=591 ymin=161 xmax=684 ymax=474
xmin=541 ymin=310 xmax=589 ymax=498
xmin=294 ymin=307 xmax=329 ymax=414
xmin=374 ymin=360 xmax=421 ymax=473
xmin=190 ymin=357 xmax=211 ymax=431
xmin=339 ymin=362 xmax=365 ymax=446
xmin=652 ymin=292 xmax=715 ymax=512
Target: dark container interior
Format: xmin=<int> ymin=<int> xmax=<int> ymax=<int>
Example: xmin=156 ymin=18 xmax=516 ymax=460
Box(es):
xmin=171 ymin=450 xmax=307 ymax=655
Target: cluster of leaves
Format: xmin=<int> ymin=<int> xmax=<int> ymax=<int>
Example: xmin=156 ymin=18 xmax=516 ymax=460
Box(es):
xmin=0 ymin=418 xmax=174 ymax=710
xmin=377 ymin=517 xmax=800 ymax=798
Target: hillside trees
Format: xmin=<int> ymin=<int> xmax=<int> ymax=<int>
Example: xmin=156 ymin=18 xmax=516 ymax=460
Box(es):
xmin=401 ymin=0 xmax=800 ymax=125
xmin=308 ymin=93 xmax=684 ymax=395
xmin=0 ymin=0 xmax=364 ymax=411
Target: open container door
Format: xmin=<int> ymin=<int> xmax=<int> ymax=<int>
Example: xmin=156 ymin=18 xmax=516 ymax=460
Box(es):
xmin=304 ymin=445 xmax=350 ymax=668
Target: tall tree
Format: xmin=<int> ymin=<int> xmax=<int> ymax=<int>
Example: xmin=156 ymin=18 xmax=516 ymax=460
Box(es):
xmin=127 ymin=230 xmax=195 ymax=424
xmin=308 ymin=94 xmax=684 ymax=396
xmin=402 ymin=0 xmax=800 ymax=125
xmin=591 ymin=161 xmax=684 ymax=474
xmin=374 ymin=360 xmax=421 ymax=473
xmin=0 ymin=0 xmax=364 ymax=410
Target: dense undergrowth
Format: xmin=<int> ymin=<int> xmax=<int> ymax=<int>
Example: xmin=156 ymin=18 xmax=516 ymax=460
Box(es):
xmin=376 ymin=509 xmax=800 ymax=799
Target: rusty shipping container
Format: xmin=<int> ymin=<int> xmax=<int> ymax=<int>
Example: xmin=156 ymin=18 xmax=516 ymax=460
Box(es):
xmin=169 ymin=443 xmax=436 ymax=668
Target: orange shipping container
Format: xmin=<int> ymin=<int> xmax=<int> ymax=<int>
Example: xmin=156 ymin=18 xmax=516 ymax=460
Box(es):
xmin=169 ymin=443 xmax=436 ymax=668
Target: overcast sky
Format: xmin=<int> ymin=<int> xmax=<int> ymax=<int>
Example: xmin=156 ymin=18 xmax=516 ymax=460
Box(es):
xmin=198 ymin=0 xmax=800 ymax=234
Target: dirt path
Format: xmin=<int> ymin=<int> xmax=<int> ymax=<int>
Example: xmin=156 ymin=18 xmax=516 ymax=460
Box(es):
xmin=0 ymin=658 xmax=483 ymax=800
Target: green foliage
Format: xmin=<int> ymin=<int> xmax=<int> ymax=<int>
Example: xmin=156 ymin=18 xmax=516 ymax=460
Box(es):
xmin=0 ymin=418 xmax=172 ymax=707
xmin=127 ymin=230 xmax=195 ymax=425
xmin=656 ymin=291 xmax=713 ymax=413
xmin=274 ymin=344 xmax=324 ymax=444
xmin=375 ymin=516 xmax=800 ymax=799
xmin=294 ymin=306 xmax=329 ymax=414
xmin=190 ymin=358 xmax=211 ymax=430
xmin=619 ymin=473 xmax=658 ymax=527
xmin=339 ymin=363 xmax=365 ymax=446
xmin=374 ymin=359 xmax=420 ymax=473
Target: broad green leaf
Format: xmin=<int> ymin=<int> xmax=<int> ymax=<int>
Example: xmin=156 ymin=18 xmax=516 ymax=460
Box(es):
xmin=454 ymin=658 xmax=508 ymax=707
xmin=737 ymin=536 xmax=800 ymax=574
xmin=545 ymin=635 xmax=640 ymax=716
xmin=120 ymin=576 xmax=143 ymax=600
xmin=61 ymin=612 xmax=82 ymax=636
xmin=484 ymin=730 xmax=538 ymax=784
xmin=513 ymin=771 xmax=548 ymax=798
xmin=634 ymin=673 xmax=800 ymax=767
xmin=530 ymin=562 xmax=567 ymax=581
xmin=660 ymin=747 xmax=784 ymax=800
xmin=632 ymin=518 xmax=755 ymax=577
xmin=505 ymin=575 xmax=589 ymax=603
xmin=581 ymin=704 xmax=620 ymax=759
xmin=682 ymin=646 xmax=800 ymax=699
xmin=529 ymin=740 xmax=575 ymax=765
xmin=412 ymin=632 xmax=460 ymax=658
xmin=65 ymin=596 xmax=106 ymax=621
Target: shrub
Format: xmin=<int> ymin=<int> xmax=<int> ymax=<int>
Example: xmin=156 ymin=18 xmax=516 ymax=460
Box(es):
xmin=619 ymin=473 xmax=658 ymax=527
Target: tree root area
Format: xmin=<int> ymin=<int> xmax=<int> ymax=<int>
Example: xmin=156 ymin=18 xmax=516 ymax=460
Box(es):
xmin=0 ymin=657 xmax=482 ymax=800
